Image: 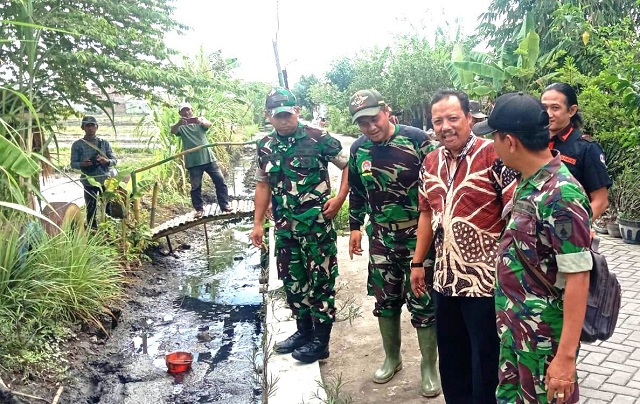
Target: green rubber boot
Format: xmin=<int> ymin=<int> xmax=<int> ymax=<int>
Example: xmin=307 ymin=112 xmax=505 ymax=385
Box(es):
xmin=373 ymin=316 xmax=403 ymax=384
xmin=417 ymin=327 xmax=442 ymax=397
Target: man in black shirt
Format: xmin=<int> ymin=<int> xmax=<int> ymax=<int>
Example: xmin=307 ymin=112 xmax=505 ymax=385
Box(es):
xmin=541 ymin=83 xmax=612 ymax=220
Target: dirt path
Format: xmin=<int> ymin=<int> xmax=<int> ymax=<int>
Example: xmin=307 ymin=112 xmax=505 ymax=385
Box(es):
xmin=322 ymin=236 xmax=445 ymax=404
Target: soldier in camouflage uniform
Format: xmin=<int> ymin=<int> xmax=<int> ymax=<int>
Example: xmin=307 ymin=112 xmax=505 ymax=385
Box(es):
xmin=348 ymin=89 xmax=441 ymax=397
xmin=250 ymin=87 xmax=349 ymax=364
xmin=474 ymin=92 xmax=592 ymax=404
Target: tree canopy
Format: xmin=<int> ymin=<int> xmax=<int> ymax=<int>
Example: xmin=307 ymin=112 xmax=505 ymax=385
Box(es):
xmin=477 ymin=0 xmax=640 ymax=74
xmin=0 ymin=0 xmax=188 ymax=122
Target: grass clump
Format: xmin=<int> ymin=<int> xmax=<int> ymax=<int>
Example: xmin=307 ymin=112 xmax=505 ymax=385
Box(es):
xmin=0 ymin=218 xmax=124 ymax=377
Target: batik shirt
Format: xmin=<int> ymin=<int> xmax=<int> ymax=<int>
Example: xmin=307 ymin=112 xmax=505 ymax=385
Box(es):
xmin=349 ymin=125 xmax=435 ymax=230
xmin=255 ymin=123 xmax=348 ymax=236
xmin=418 ymin=135 xmax=518 ymax=297
xmin=495 ymin=152 xmax=592 ymax=354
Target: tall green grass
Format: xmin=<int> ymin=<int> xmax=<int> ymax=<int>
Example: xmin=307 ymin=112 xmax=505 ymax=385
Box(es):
xmin=0 ymin=218 xmax=124 ymax=375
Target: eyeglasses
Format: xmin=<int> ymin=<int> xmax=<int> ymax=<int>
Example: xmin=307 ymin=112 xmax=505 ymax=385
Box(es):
xmin=84 ymin=123 xmax=96 ymax=127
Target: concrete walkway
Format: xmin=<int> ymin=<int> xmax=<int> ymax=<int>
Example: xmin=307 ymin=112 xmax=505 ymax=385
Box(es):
xmin=265 ymin=227 xmax=326 ymax=404
xmin=577 ymin=234 xmax=640 ymax=403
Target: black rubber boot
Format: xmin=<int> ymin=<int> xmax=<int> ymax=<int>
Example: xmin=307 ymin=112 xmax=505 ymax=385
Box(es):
xmin=291 ymin=322 xmax=332 ymax=363
xmin=274 ymin=317 xmax=313 ymax=354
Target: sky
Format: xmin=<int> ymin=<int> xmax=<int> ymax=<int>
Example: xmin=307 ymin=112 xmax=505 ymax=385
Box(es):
xmin=166 ymin=0 xmax=492 ymax=86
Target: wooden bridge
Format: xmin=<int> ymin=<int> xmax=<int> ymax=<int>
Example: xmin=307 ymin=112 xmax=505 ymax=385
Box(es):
xmin=151 ymin=199 xmax=255 ymax=240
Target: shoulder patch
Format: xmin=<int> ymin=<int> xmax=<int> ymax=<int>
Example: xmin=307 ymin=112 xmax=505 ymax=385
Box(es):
xmin=303 ymin=125 xmax=324 ymax=138
xmin=553 ymin=215 xmax=573 ymax=241
xmin=327 ymin=137 xmax=341 ymax=149
xmin=580 ymin=134 xmax=596 ymax=143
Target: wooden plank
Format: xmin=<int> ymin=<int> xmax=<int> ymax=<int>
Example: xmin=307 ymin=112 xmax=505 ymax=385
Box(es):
xmin=151 ymin=199 xmax=255 ymax=240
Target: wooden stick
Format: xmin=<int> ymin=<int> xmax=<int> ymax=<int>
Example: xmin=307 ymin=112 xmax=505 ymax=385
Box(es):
xmin=52 ymin=385 xmax=64 ymax=404
xmin=0 ymin=375 xmax=49 ymax=402
xmin=203 ymin=222 xmax=210 ymax=256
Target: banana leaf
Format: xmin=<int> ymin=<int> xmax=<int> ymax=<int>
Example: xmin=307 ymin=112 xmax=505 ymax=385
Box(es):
xmin=0 ymin=136 xmax=41 ymax=178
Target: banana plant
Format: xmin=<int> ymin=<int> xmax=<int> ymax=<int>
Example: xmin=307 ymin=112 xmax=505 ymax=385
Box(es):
xmin=605 ymin=67 xmax=640 ymax=115
xmin=449 ymin=13 xmax=560 ymax=97
xmin=0 ymin=134 xmax=41 ymax=179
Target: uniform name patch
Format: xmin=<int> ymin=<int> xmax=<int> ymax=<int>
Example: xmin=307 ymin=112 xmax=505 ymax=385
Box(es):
xmin=560 ymin=154 xmax=577 ymax=165
xmin=513 ymin=201 xmax=536 ymax=217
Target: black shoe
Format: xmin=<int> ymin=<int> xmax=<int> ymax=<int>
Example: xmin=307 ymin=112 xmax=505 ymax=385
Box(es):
xmin=274 ymin=317 xmax=313 ymax=354
xmin=292 ymin=322 xmax=332 ymax=363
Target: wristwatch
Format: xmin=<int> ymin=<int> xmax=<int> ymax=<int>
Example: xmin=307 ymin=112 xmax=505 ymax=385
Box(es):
xmin=410 ymin=262 xmax=423 ymax=268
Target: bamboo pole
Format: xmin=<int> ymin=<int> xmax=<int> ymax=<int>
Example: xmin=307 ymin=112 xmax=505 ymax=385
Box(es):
xmin=52 ymin=386 xmax=64 ymax=404
xmin=130 ymin=141 xmax=255 ymax=198
xmin=150 ymin=182 xmax=159 ymax=228
xmin=203 ymin=222 xmax=210 ymax=256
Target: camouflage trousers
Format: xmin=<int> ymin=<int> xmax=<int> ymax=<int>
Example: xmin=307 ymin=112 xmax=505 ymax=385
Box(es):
xmin=367 ymin=223 xmax=435 ymax=328
xmin=497 ymin=345 xmax=579 ymax=404
xmin=275 ymin=228 xmax=338 ymax=324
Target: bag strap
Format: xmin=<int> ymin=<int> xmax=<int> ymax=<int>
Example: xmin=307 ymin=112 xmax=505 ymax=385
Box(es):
xmin=81 ymin=138 xmax=107 ymax=157
xmin=513 ymin=242 xmax=561 ymax=300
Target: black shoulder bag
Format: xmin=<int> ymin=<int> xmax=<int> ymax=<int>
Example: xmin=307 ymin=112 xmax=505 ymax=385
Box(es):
xmin=514 ymin=243 xmax=621 ymax=343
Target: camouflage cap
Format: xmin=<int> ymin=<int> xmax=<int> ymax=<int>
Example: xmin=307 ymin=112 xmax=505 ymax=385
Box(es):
xmin=265 ymin=87 xmax=297 ymax=116
xmin=349 ymin=89 xmax=386 ymax=123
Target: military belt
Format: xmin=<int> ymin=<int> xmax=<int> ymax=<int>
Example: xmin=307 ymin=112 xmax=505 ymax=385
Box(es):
xmin=373 ymin=219 xmax=418 ymax=231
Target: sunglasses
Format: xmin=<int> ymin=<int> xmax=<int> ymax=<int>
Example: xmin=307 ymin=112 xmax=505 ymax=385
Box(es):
xmin=84 ymin=123 xmax=97 ymax=127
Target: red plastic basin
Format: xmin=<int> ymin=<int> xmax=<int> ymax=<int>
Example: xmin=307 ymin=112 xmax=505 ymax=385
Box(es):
xmin=165 ymin=351 xmax=193 ymax=374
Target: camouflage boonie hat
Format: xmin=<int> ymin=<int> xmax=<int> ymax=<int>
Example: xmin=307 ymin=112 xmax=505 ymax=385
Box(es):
xmin=265 ymin=87 xmax=297 ymax=116
xmin=349 ymin=89 xmax=385 ymax=123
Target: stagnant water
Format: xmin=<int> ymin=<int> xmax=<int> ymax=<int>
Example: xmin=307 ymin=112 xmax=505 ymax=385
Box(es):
xmin=120 ymin=152 xmax=265 ymax=403
xmin=130 ymin=219 xmax=263 ymax=403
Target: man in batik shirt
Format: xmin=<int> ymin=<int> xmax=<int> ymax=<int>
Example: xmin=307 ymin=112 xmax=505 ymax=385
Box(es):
xmin=348 ymin=89 xmax=440 ymax=397
xmin=411 ymin=89 xmax=518 ymax=404
xmin=474 ymin=92 xmax=591 ymax=404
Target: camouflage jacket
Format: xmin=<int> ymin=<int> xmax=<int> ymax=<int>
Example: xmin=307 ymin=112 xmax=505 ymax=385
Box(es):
xmin=495 ymin=152 xmax=593 ymax=354
xmin=349 ymin=125 xmax=435 ymax=231
xmin=255 ymin=123 xmax=348 ymax=235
